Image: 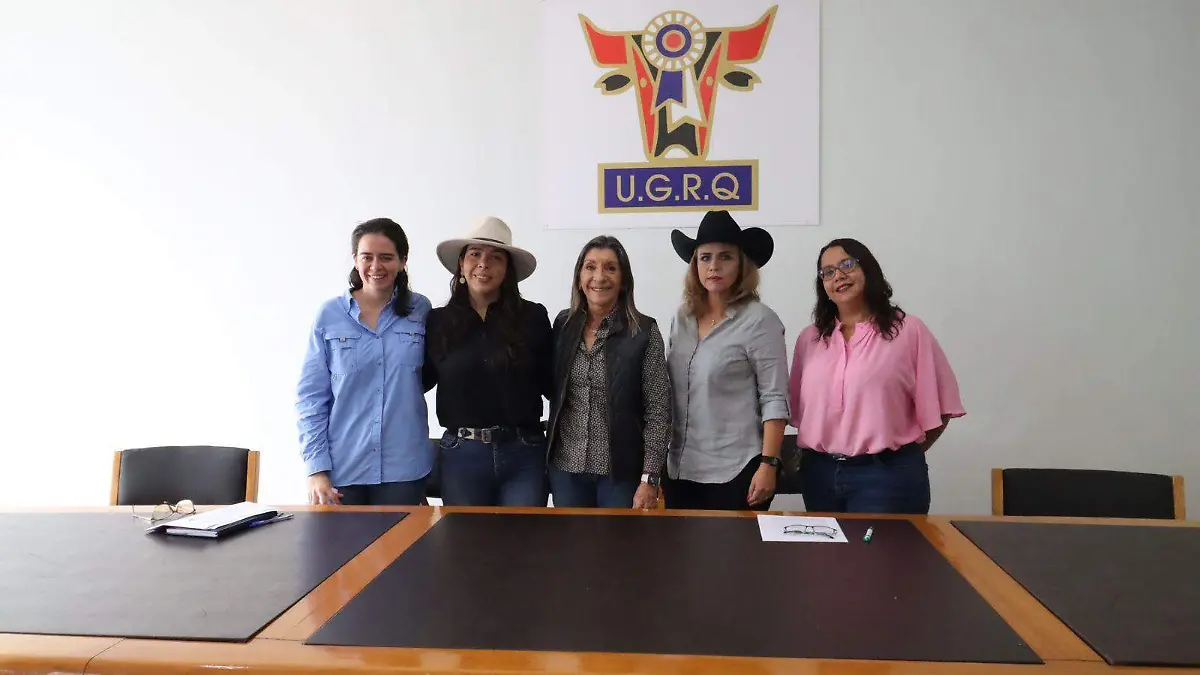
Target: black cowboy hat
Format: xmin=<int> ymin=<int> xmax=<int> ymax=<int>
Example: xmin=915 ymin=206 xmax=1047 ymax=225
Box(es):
xmin=670 ymin=210 xmax=774 ymax=268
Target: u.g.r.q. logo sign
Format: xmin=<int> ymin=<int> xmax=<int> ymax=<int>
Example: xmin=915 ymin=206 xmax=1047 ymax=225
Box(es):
xmin=580 ymin=6 xmax=776 ymax=213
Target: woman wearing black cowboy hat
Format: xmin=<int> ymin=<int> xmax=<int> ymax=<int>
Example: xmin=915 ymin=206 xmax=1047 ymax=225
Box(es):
xmin=663 ymin=210 xmax=790 ymax=511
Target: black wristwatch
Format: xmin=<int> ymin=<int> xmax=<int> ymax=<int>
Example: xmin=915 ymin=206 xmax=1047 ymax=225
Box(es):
xmin=640 ymin=472 xmax=661 ymax=486
xmin=759 ymin=455 xmax=782 ymax=470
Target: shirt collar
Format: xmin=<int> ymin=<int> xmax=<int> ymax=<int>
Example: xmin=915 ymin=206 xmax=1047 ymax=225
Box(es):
xmin=599 ymin=306 xmax=619 ymax=326
xmin=344 ymin=287 xmax=398 ymax=320
xmin=833 ymin=315 xmax=876 ymax=342
xmin=688 ymin=300 xmax=741 ymax=327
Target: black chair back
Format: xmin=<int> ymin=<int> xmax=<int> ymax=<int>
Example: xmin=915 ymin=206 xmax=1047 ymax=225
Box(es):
xmin=775 ymin=434 xmax=803 ymax=495
xmin=997 ymin=468 xmax=1180 ymax=519
xmin=114 ymin=446 xmax=252 ymax=506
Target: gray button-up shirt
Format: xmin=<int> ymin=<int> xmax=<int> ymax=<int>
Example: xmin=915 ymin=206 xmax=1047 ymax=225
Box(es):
xmin=666 ymin=299 xmax=791 ymax=483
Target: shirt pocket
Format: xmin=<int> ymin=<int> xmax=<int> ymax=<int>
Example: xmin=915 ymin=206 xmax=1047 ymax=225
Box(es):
xmin=391 ymin=321 xmax=426 ymax=367
xmin=325 ymin=329 xmax=361 ymax=376
xmin=717 ymin=344 xmax=752 ymax=379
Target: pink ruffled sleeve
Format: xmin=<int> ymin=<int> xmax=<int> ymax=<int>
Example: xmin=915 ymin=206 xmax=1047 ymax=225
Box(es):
xmin=911 ymin=318 xmax=966 ymax=432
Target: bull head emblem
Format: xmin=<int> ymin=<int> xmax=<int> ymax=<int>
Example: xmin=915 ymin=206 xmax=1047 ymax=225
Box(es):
xmin=580 ymin=7 xmax=776 ymax=162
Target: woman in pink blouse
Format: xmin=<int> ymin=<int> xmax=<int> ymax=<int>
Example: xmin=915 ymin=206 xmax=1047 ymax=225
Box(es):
xmin=788 ymin=238 xmax=965 ymax=514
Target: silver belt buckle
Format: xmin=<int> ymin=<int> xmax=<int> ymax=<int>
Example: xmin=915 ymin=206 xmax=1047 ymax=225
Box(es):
xmin=459 ymin=426 xmax=497 ymax=443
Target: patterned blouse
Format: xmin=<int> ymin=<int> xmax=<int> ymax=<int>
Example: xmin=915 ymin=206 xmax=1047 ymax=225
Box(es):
xmin=551 ymin=310 xmax=671 ymax=476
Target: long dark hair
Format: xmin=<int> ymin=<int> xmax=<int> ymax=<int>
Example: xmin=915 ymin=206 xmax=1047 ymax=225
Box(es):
xmin=568 ymin=235 xmax=641 ymax=335
xmin=812 ymin=238 xmax=905 ymax=341
xmin=348 ymin=217 xmax=413 ymax=316
xmin=433 ymin=245 xmax=530 ymax=365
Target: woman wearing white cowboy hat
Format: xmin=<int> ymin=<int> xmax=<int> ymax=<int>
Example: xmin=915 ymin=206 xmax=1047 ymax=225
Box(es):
xmin=422 ymin=216 xmax=553 ymax=506
xmin=663 ymin=210 xmax=791 ymax=511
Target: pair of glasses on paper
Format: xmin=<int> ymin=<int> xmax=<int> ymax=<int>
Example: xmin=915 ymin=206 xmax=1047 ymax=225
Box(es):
xmin=130 ymin=499 xmax=195 ymax=523
xmin=782 ymin=524 xmax=838 ymax=539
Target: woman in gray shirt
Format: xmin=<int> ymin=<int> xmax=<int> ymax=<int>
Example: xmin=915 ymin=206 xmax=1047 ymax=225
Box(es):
xmin=663 ymin=211 xmax=790 ymax=511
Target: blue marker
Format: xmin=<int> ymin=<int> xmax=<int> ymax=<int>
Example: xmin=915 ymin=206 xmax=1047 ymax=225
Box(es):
xmin=249 ymin=513 xmax=293 ymax=529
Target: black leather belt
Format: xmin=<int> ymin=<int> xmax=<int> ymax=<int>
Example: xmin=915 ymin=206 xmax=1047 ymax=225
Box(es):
xmin=805 ymin=443 xmax=921 ymax=465
xmin=454 ymin=425 xmax=541 ymax=444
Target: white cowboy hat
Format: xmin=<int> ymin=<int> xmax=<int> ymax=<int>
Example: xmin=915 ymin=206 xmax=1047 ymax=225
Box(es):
xmin=435 ymin=216 xmax=538 ymax=282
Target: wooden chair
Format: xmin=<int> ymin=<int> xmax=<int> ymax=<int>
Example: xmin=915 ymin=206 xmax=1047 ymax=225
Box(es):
xmin=991 ymin=467 xmax=1185 ymax=520
xmin=110 ymin=446 xmax=260 ymax=506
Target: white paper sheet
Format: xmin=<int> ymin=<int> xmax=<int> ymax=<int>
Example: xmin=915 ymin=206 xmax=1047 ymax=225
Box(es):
xmin=757 ymin=515 xmax=848 ymax=543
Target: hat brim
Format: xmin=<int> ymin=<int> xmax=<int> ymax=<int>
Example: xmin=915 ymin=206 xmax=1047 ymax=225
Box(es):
xmin=740 ymin=227 xmax=774 ymax=268
xmin=670 ymin=229 xmax=696 ymax=264
xmin=670 ymin=227 xmax=774 ymax=269
xmin=436 ymin=238 xmax=538 ymax=282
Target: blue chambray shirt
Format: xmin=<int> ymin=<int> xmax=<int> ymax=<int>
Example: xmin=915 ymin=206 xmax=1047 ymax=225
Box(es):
xmin=296 ymin=289 xmax=433 ymax=487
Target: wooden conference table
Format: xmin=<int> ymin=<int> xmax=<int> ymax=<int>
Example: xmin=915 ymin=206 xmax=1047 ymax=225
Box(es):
xmin=1 ymin=505 xmax=1197 ymax=675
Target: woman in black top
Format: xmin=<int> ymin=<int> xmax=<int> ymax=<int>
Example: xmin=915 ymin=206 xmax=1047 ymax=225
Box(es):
xmin=423 ymin=216 xmax=553 ymax=506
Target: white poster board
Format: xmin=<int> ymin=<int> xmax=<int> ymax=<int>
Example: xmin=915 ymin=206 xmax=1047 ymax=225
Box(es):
xmin=539 ymin=0 xmax=819 ymax=229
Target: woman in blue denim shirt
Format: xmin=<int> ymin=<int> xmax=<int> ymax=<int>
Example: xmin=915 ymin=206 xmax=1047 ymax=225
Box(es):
xmin=296 ymin=218 xmax=433 ymax=506
xmin=422 ymin=216 xmax=553 ymax=506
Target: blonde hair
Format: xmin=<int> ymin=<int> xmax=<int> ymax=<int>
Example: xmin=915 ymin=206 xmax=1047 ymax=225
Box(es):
xmin=682 ymin=248 xmax=760 ymax=316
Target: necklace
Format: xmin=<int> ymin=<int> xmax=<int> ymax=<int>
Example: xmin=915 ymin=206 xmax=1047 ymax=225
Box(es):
xmin=701 ymin=305 xmax=725 ymax=332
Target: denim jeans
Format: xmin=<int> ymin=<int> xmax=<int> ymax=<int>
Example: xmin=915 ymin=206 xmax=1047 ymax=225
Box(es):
xmin=438 ymin=429 xmax=549 ymax=507
xmin=336 ymin=479 xmax=427 ymax=506
xmin=548 ymin=467 xmax=640 ymax=508
xmin=799 ymin=443 xmax=931 ymax=514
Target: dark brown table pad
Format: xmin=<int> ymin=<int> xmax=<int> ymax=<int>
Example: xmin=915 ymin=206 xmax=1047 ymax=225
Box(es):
xmin=953 ymin=520 xmax=1200 ymax=667
xmin=307 ymin=514 xmax=1039 ymax=663
xmin=0 ymin=511 xmax=404 ymax=641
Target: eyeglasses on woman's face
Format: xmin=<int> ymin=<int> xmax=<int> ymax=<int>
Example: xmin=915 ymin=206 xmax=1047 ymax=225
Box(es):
xmin=818 ymin=257 xmax=859 ymax=281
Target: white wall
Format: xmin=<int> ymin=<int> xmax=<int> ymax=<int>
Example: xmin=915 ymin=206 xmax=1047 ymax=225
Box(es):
xmin=1 ymin=0 xmax=1196 ymax=514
